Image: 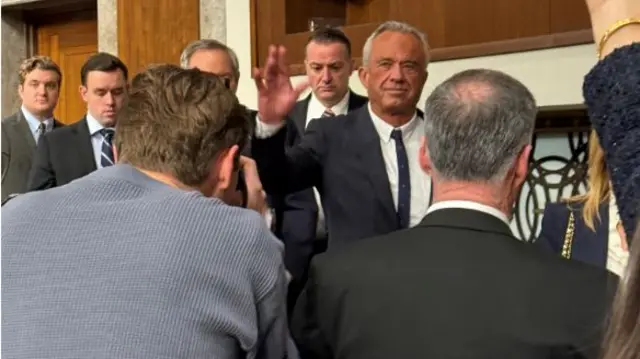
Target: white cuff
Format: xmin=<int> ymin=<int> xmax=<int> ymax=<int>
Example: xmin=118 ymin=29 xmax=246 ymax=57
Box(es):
xmin=254 ymin=113 xmax=285 ymax=139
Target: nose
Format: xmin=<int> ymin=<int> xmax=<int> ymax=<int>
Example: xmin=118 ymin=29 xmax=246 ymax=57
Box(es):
xmin=36 ymin=83 xmax=47 ymax=95
xmin=104 ymin=92 xmax=115 ymax=106
xmin=389 ymin=63 xmax=405 ymax=82
xmin=321 ymin=68 xmax=333 ymax=84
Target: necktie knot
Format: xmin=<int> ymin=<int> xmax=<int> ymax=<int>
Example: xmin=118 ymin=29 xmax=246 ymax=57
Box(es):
xmin=100 ymin=128 xmax=115 ymax=167
xmin=101 ymin=128 xmax=115 ymax=143
xmin=321 ymin=109 xmax=335 ymax=118
xmin=391 ymin=128 xmax=403 ymax=142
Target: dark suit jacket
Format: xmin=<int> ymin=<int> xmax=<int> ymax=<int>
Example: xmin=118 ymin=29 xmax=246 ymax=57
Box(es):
xmin=292 ymin=208 xmax=618 ymax=359
xmin=537 ymin=202 xmax=609 ymax=268
xmin=251 ymin=105 xmax=425 ymax=247
xmin=583 ymin=43 xmax=640 ymax=239
xmin=280 ymin=91 xmax=368 ymax=280
xmin=1 ymin=111 xmax=63 ymax=201
xmin=27 ymin=117 xmax=97 ymax=191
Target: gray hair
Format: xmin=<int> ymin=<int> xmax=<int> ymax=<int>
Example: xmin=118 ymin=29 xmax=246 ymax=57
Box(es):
xmin=424 ymin=69 xmax=537 ymax=183
xmin=179 ymin=39 xmax=240 ymax=80
xmin=362 ymin=21 xmax=430 ymax=66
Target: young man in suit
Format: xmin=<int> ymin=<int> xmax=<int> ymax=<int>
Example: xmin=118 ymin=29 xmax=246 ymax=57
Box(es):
xmin=282 ymin=27 xmax=368 ymax=313
xmin=1 ymin=56 xmax=64 ymax=201
xmin=291 ymin=69 xmax=618 ymax=359
xmin=27 ymin=53 xmax=128 ymax=191
xmin=251 ymin=21 xmax=431 ymax=248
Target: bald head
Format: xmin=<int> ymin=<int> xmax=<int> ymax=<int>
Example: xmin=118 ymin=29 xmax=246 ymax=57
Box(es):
xmin=423 ymin=69 xmax=537 ymax=182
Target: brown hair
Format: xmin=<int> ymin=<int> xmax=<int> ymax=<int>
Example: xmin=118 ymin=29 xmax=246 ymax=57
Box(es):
xmin=601 ymin=221 xmax=640 ymax=359
xmin=18 ymin=56 xmax=62 ymax=85
xmin=114 ymin=64 xmax=250 ymax=186
xmin=566 ymin=130 xmax=610 ymax=231
xmin=80 ymin=52 xmax=128 ymax=86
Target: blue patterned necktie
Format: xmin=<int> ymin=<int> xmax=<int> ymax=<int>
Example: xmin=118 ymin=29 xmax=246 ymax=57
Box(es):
xmin=100 ymin=128 xmax=115 ymax=167
xmin=321 ymin=109 xmax=335 ymax=118
xmin=391 ymin=129 xmax=411 ymax=229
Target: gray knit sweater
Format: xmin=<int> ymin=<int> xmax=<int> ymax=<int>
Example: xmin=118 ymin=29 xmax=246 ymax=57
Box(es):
xmin=2 ymin=164 xmax=287 ymax=359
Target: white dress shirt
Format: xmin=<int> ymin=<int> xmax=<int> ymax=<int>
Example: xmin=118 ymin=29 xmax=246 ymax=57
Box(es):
xmin=21 ymin=106 xmax=53 ymax=142
xmin=606 ymin=195 xmax=629 ymax=277
xmin=255 ymin=102 xmax=432 ymax=228
xmin=426 ymin=200 xmax=511 ymax=227
xmin=85 ymin=113 xmax=113 ymax=169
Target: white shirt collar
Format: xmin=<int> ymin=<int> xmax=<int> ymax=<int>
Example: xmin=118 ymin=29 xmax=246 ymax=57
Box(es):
xmin=21 ymin=105 xmax=53 ymax=135
xmin=308 ymin=91 xmax=350 ymax=117
xmin=367 ymin=103 xmax=420 ymax=143
xmin=86 ymin=112 xmax=106 ymax=136
xmin=426 ymin=200 xmax=511 ymax=226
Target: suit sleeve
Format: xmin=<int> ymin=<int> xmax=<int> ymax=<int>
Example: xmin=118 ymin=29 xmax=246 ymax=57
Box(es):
xmin=1 ymin=125 xmax=10 ymax=183
xmin=26 ymin=133 xmax=56 ymax=191
xmin=535 ymin=203 xmax=569 ymax=255
xmin=291 ymin=259 xmax=333 ymax=359
xmin=583 ymin=43 xmax=640 ymax=239
xmin=251 ymin=118 xmax=326 ymax=196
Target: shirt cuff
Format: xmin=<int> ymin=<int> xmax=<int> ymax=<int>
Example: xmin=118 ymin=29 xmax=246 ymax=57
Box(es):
xmin=254 ymin=113 xmax=285 ymax=139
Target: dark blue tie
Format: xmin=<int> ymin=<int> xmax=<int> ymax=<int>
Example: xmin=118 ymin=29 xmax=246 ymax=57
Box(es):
xmin=391 ymin=129 xmax=411 ymax=229
xmin=100 ymin=128 xmax=115 ymax=167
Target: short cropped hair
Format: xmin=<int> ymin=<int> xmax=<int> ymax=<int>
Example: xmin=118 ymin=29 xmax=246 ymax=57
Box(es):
xmin=19 ymin=56 xmax=62 ymax=85
xmin=180 ymin=39 xmax=240 ymax=81
xmin=114 ymin=64 xmax=251 ymax=186
xmin=362 ymin=21 xmax=429 ymax=66
xmin=306 ymin=27 xmax=352 ymax=56
xmin=80 ymin=52 xmax=128 ymax=86
xmin=424 ymin=69 xmax=537 ymax=183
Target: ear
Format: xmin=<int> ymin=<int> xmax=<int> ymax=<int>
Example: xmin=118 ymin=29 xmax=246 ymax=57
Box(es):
xmin=79 ymin=85 xmax=88 ymax=102
xmin=513 ymin=144 xmax=532 ymax=187
xmin=358 ymin=66 xmax=369 ymax=89
xmin=213 ymin=144 xmax=240 ymax=192
xmin=419 ymin=136 xmax=433 ymax=175
xmin=18 ymin=84 xmax=24 ymax=101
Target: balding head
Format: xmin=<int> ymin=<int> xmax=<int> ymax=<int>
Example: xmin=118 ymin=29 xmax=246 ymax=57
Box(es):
xmin=422 ymin=69 xmax=536 ymax=183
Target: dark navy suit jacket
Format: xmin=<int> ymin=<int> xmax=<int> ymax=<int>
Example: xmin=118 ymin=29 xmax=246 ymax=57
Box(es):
xmin=251 ymin=104 xmax=425 ymax=248
xmin=278 ymin=91 xmax=368 ymax=281
xmin=537 ymin=202 xmax=609 ymax=268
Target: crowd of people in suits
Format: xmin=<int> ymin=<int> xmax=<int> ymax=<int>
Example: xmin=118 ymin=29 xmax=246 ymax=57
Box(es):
xmin=2 ymin=0 xmax=640 ymax=357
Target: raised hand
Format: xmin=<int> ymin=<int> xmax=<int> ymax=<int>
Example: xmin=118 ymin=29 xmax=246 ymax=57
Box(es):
xmin=253 ymin=45 xmax=309 ymax=124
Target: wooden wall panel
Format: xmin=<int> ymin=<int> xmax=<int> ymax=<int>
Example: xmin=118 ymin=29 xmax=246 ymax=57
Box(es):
xmin=251 ymin=0 xmax=593 ymax=76
xmin=117 ymin=0 xmax=200 ymax=75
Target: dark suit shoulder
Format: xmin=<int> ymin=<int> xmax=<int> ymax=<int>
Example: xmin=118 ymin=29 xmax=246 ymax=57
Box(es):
xmin=2 ymin=112 xmax=20 ymax=124
xmin=45 ymin=119 xmax=85 ymax=138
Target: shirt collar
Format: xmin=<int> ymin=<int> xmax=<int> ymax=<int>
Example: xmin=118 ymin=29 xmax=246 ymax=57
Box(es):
xmin=21 ymin=105 xmax=54 ymax=135
xmin=367 ymin=103 xmax=420 ymax=143
xmin=426 ymin=200 xmax=511 ymax=227
xmin=86 ymin=112 xmax=106 ymax=136
xmin=308 ymin=91 xmax=350 ymax=117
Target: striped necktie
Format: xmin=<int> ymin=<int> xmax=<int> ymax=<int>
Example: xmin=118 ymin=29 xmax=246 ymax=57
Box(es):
xmin=321 ymin=109 xmax=335 ymax=118
xmin=100 ymin=128 xmax=115 ymax=167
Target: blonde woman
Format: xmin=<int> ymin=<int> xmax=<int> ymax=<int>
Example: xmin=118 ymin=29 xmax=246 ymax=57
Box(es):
xmin=537 ymin=131 xmax=629 ymax=276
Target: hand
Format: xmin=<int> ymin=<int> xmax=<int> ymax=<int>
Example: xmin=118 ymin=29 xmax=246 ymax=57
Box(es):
xmin=253 ymin=45 xmax=309 ymax=124
xmin=239 ymin=156 xmax=268 ymax=214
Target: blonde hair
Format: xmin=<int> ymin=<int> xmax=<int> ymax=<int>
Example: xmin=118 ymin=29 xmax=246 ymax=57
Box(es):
xmin=18 ymin=56 xmax=62 ymax=85
xmin=566 ymin=130 xmax=610 ymax=231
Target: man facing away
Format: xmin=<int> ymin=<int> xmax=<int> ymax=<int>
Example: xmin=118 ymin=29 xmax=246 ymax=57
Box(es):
xmin=2 ymin=65 xmax=288 ymax=359
xmin=27 ymin=52 xmax=128 ymax=191
xmin=291 ymin=69 xmax=618 ymax=359
xmin=1 ymin=56 xmax=64 ymax=201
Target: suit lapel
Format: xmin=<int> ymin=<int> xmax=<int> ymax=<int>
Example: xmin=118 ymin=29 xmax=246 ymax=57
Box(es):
xmin=71 ymin=118 xmax=98 ymax=173
xmin=13 ymin=111 xmax=36 ymax=149
xmin=292 ymin=96 xmax=310 ymax=134
xmin=351 ymin=107 xmax=397 ymax=224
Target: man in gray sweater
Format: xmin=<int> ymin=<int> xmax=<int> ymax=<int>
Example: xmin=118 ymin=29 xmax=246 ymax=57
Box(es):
xmin=2 ymin=65 xmax=288 ymax=358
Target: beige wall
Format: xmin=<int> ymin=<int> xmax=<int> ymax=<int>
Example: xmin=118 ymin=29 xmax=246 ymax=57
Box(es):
xmin=1 ymin=11 xmax=28 ymax=117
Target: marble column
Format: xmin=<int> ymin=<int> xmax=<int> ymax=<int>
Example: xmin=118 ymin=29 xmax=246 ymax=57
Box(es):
xmin=98 ymin=0 xmax=118 ymax=55
xmin=1 ymin=12 xmax=28 ymax=117
xmin=200 ymin=0 xmax=226 ymax=42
